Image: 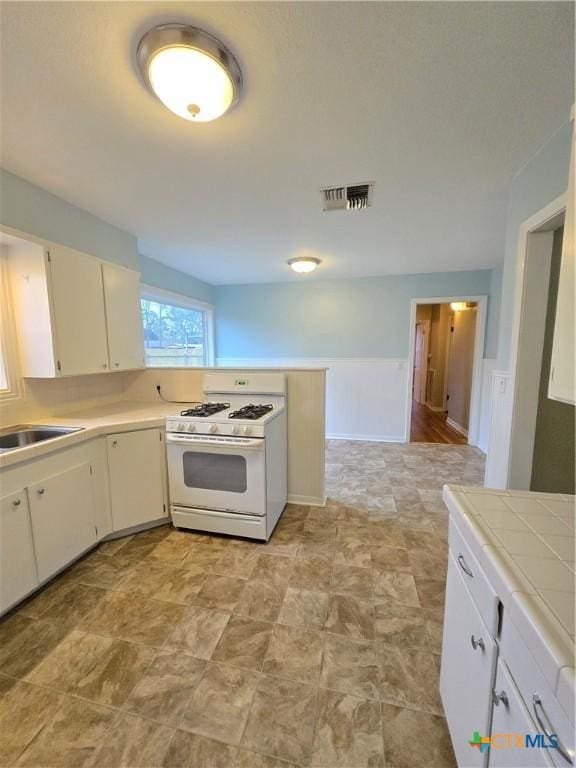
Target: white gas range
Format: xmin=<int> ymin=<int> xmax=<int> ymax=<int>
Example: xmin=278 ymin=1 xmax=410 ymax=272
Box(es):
xmin=166 ymin=372 xmax=287 ymax=540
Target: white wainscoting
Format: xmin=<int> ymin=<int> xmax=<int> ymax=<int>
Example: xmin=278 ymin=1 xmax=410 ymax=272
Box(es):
xmin=218 ymin=357 xmax=409 ymax=442
xmin=477 ymin=358 xmax=496 ymax=454
xmin=485 ymin=370 xmax=513 ymax=488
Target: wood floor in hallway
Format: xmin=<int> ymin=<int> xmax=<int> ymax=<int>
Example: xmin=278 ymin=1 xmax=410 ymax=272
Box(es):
xmin=410 ymin=400 xmax=467 ymax=444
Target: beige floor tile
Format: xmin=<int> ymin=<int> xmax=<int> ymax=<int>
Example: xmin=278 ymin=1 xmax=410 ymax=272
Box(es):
xmin=16 ymin=696 xmax=116 ymax=768
xmin=333 ymin=541 xmax=373 ymax=568
xmin=0 ymin=680 xmax=63 ymax=765
xmin=152 ymin=567 xmax=207 ymax=604
xmin=180 ymin=662 xmax=259 ymax=745
xmin=26 ymin=630 xmax=113 ymax=692
xmin=165 ymin=606 xmax=230 ymax=659
xmin=320 ymin=635 xmax=381 ymax=701
xmin=96 ymin=534 xmax=134 ymax=556
xmin=80 ymin=591 xmax=185 ymax=646
xmin=234 ymin=749 xmax=298 ymax=767
xmin=325 ymin=593 xmax=375 ymax=640
xmin=124 ymin=650 xmax=206 ymax=725
xmin=277 ymin=587 xmax=329 ymax=630
xmin=211 ymin=615 xmax=273 ymax=670
xmin=180 ymin=542 xmax=225 ymax=571
xmin=263 ymin=624 xmax=324 ymax=683
xmin=113 ymin=560 xmax=175 ymax=598
xmin=235 ymin=578 xmax=287 ymax=622
xmin=164 ymin=730 xmax=238 ymax=768
xmin=414 ymin=577 xmax=446 ymax=611
xmin=87 ymin=711 xmax=174 ymax=768
xmin=289 ymin=557 xmax=332 ymax=590
xmin=190 ymin=574 xmax=247 ymax=610
xmin=374 ymin=601 xmax=435 ymax=648
xmin=330 ymin=564 xmax=374 ymax=598
xmin=66 ymin=551 xmax=135 ymax=587
xmin=242 ymin=674 xmax=317 ymax=765
xmin=371 ymin=545 xmax=411 ymax=573
xmin=252 ymin=553 xmax=293 ymax=582
xmin=372 ymin=569 xmax=421 ymax=606
xmin=212 ymin=548 xmax=259 ymax=578
xmin=0 ymin=616 xmax=70 ymax=678
xmin=381 ymin=704 xmax=456 ymax=768
xmin=378 ymin=644 xmax=443 ymax=714
xmin=147 ymin=532 xmax=194 ymax=564
xmin=311 ymin=688 xmax=384 ymax=767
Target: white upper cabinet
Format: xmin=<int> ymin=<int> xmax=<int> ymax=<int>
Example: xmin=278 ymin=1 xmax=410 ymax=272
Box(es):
xmin=49 ymin=245 xmax=110 ymax=376
xmin=102 ymin=262 xmax=145 ymax=371
xmin=548 ymin=116 xmax=575 ymax=404
xmin=8 ymin=237 xmax=144 ymax=377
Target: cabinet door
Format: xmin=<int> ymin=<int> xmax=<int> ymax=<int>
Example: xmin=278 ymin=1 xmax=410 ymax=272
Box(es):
xmin=440 ymin=553 xmax=498 ymax=768
xmin=47 ymin=245 xmax=109 ymax=376
xmin=489 ymin=659 xmax=554 ymax=768
xmin=0 ymin=490 xmax=38 ymax=613
xmin=28 ymin=463 xmax=97 ymax=582
xmin=107 ymin=429 xmax=167 ymax=531
xmin=549 ymin=118 xmax=574 ymax=404
xmin=102 ymin=263 xmax=145 ymax=371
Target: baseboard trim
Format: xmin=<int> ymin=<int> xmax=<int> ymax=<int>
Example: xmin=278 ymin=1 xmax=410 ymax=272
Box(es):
xmin=425 ymin=403 xmax=445 ymax=413
xmin=288 ymin=494 xmax=326 ymax=507
xmin=446 ymin=417 xmax=469 ymax=437
xmin=327 ymin=433 xmax=405 ymax=443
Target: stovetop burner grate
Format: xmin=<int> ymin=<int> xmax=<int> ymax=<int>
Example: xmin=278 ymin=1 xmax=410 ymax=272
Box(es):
xmin=228 ymin=404 xmax=274 ymax=421
xmin=180 ymin=402 xmax=230 ymax=417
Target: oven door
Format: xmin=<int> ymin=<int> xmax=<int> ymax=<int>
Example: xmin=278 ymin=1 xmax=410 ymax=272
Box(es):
xmin=166 ymin=433 xmax=266 ymax=516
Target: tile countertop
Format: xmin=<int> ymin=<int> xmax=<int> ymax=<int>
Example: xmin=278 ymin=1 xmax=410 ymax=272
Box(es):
xmin=0 ymin=401 xmax=192 ymax=469
xmin=443 ymin=484 xmax=575 ymax=719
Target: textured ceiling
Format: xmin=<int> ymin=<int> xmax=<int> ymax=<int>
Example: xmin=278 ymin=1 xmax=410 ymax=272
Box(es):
xmin=1 ymin=1 xmax=574 ymax=285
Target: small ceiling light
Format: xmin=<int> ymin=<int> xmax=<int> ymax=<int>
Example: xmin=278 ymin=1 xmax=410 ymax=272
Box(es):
xmin=450 ymin=302 xmax=474 ymax=311
xmin=137 ymin=24 xmax=243 ymax=122
xmin=288 ymin=257 xmax=321 ymax=274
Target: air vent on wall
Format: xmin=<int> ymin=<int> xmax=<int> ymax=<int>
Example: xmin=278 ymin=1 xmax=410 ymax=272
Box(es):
xmin=320 ymin=182 xmax=374 ymax=211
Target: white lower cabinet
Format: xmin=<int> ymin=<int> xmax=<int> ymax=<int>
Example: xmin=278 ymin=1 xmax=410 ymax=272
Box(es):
xmin=107 ymin=429 xmax=168 ymax=531
xmin=0 ymin=489 xmax=39 ymax=613
xmin=28 ymin=463 xmax=97 ymax=582
xmin=441 ymin=552 xmax=498 ymax=768
xmin=489 ymin=659 xmax=554 ymax=768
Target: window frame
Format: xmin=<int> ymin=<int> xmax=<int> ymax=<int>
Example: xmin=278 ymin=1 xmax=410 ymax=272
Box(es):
xmin=0 ymin=246 xmax=22 ymax=402
xmin=140 ymin=284 xmax=215 ymax=368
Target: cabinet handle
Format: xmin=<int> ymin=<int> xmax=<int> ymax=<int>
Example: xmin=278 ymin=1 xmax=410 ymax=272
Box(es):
xmin=532 ymin=694 xmax=574 ymax=765
xmin=37 ymin=488 xmax=45 ymax=496
xmin=470 ymin=635 xmax=485 ymax=651
xmin=114 ymin=362 xmax=120 ymax=367
xmin=493 ymin=689 xmax=509 ymax=707
xmin=102 ymin=363 xmax=108 ymax=369
xmin=112 ymin=440 xmax=118 ymax=447
xmin=12 ymin=498 xmax=21 ymax=507
xmin=458 ymin=554 xmax=474 ymax=578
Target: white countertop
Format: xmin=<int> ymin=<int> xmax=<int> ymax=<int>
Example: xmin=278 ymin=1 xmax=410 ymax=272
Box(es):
xmin=0 ymin=401 xmax=189 ymax=469
xmin=443 ymin=484 xmax=575 ymax=716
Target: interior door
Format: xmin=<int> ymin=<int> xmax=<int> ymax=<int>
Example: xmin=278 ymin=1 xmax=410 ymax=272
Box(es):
xmin=107 ymin=429 xmax=167 ymax=530
xmin=0 ymin=489 xmax=38 ymax=613
xmin=102 ymin=263 xmax=145 ymax=371
xmin=47 ymin=245 xmax=109 ymax=375
xmin=440 ymin=553 xmax=498 ymax=768
xmin=28 ymin=463 xmax=97 ymax=582
xmin=447 ymin=307 xmax=477 ymax=432
xmin=413 ymin=322 xmax=428 ymax=403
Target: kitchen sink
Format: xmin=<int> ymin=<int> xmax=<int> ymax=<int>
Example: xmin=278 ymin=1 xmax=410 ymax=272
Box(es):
xmin=0 ymin=425 xmax=83 ymax=453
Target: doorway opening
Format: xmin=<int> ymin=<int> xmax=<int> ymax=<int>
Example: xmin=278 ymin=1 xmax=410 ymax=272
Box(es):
xmin=406 ymin=297 xmax=487 ymax=445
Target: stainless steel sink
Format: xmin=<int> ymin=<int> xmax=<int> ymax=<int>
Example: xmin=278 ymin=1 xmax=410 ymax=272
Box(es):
xmin=0 ymin=425 xmax=83 ymax=453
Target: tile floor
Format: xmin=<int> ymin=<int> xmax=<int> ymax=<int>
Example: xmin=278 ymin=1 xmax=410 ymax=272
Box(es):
xmin=0 ymin=440 xmax=485 ymax=767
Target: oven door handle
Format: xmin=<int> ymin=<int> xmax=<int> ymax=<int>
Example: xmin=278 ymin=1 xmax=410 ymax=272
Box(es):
xmin=166 ymin=434 xmax=264 ymax=450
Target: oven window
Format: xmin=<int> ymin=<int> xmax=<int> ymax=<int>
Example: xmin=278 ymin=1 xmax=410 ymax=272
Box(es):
xmin=182 ymin=451 xmax=247 ymax=493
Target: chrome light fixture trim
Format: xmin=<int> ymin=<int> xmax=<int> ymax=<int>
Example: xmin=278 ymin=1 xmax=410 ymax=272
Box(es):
xmin=137 ymin=23 xmax=243 ymax=120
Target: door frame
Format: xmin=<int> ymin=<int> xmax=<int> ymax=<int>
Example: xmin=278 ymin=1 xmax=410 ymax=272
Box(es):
xmin=404 ymin=295 xmax=488 ymax=445
xmin=498 ymin=193 xmax=566 ymax=489
xmin=413 ymin=320 xmax=430 ymax=404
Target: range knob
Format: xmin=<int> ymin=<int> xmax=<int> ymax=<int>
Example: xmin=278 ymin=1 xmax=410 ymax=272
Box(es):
xmin=186 ymin=423 xmax=196 ymax=432
xmin=177 ymin=423 xmax=185 ymax=432
xmin=232 ymin=426 xmax=241 ymax=435
xmin=209 ymin=424 xmax=218 ymax=434
xmin=243 ymin=426 xmax=252 ymax=436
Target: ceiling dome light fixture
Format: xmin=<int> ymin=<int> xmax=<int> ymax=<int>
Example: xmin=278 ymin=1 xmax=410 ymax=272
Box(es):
xmin=288 ymin=257 xmax=321 ymax=274
xmin=137 ymin=24 xmax=243 ymax=122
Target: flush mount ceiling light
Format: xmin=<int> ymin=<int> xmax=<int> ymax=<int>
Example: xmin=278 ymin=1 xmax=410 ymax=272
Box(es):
xmin=450 ymin=302 xmax=475 ymax=311
xmin=288 ymin=257 xmax=321 ymax=274
xmin=137 ymin=24 xmax=243 ymax=122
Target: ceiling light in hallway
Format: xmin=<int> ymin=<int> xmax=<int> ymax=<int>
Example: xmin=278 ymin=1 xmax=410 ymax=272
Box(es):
xmin=288 ymin=257 xmax=321 ymax=274
xmin=137 ymin=24 xmax=243 ymax=122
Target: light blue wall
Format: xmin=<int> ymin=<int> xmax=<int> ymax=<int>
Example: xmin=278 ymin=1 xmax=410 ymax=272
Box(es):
xmin=0 ymin=168 xmax=212 ymax=303
xmin=215 ymin=269 xmax=496 ymax=359
xmin=485 ymin=265 xmax=503 ymax=359
xmin=139 ymin=254 xmax=214 ymax=305
xmin=497 ymin=121 xmax=572 ymax=368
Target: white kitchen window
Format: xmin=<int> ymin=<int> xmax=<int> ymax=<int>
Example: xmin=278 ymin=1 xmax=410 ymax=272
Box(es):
xmin=140 ymin=285 xmax=214 ymax=368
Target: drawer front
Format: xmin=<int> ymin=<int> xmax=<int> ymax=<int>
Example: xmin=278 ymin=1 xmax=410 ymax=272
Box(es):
xmin=490 ymin=659 xmax=554 ymax=768
xmin=441 ymin=553 xmax=498 ymax=768
xmin=501 ymin=619 xmax=574 ymax=767
xmin=450 ymin=517 xmax=500 ymax=635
